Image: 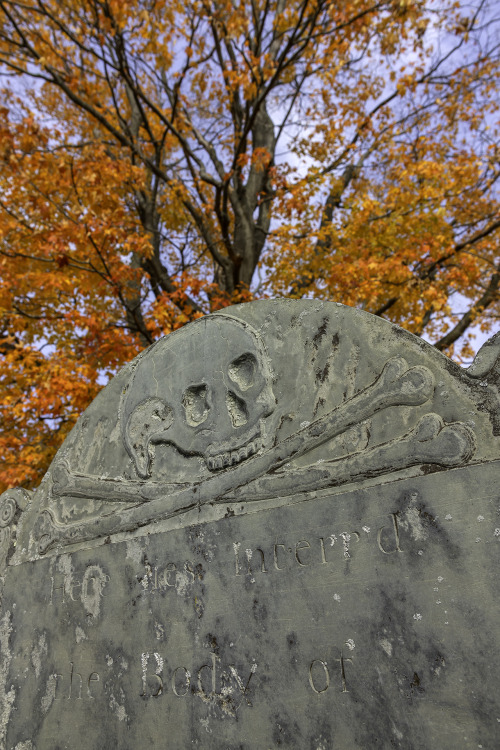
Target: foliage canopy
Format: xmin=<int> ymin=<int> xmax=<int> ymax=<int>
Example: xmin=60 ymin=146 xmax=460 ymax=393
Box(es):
xmin=0 ymin=0 xmax=499 ymax=488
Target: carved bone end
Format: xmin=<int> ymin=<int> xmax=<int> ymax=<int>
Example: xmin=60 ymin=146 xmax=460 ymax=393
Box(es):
xmin=125 ymin=398 xmax=174 ymax=478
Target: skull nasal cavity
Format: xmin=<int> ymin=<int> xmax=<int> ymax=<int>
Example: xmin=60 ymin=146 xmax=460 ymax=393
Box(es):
xmin=226 ymin=391 xmax=248 ymax=428
xmin=228 ymin=353 xmax=257 ymax=391
xmin=182 ymin=385 xmax=209 ymax=426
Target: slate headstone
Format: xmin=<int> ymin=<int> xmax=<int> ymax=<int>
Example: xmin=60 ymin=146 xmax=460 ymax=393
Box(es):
xmin=1 ymin=300 xmax=499 ymax=749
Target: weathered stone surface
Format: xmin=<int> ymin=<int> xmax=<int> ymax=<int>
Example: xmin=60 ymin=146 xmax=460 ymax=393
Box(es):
xmin=1 ymin=300 xmax=499 ymax=749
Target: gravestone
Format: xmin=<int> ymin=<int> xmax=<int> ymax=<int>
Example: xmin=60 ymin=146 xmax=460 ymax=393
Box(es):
xmin=1 ymin=299 xmax=499 ymax=749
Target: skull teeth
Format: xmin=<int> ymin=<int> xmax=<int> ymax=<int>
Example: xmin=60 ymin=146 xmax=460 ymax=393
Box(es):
xmin=206 ymin=436 xmax=263 ymax=471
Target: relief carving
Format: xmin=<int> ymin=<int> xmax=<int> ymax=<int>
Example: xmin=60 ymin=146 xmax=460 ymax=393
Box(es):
xmin=465 ymin=331 xmax=500 ymax=379
xmin=0 ymin=307 xmax=486 ymax=557
xmin=123 ymin=317 xmax=276 ymax=476
xmin=228 ymin=413 xmax=476 ymax=502
xmin=0 ymin=488 xmax=31 ymax=573
xmin=34 ymin=334 xmax=476 ymax=554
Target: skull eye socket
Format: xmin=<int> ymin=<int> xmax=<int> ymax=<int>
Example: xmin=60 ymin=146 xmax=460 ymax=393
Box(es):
xmin=182 ymin=385 xmax=209 ymax=426
xmin=226 ymin=391 xmax=248 ymax=428
xmin=228 ymin=353 xmax=257 ymax=391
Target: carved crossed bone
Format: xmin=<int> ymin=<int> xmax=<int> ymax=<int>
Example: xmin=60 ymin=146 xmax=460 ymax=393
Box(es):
xmin=222 ymin=413 xmax=476 ymax=502
xmin=37 ymin=357 xmax=456 ymax=554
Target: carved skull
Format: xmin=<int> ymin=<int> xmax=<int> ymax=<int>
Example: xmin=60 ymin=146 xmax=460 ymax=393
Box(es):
xmin=122 ymin=315 xmax=276 ymax=478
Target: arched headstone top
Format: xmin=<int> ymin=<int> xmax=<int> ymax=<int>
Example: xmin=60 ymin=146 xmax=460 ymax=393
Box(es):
xmin=7 ymin=299 xmax=499 ymax=561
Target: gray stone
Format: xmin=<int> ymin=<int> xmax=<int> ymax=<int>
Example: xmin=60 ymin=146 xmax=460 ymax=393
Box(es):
xmin=1 ymin=299 xmax=499 ymax=749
